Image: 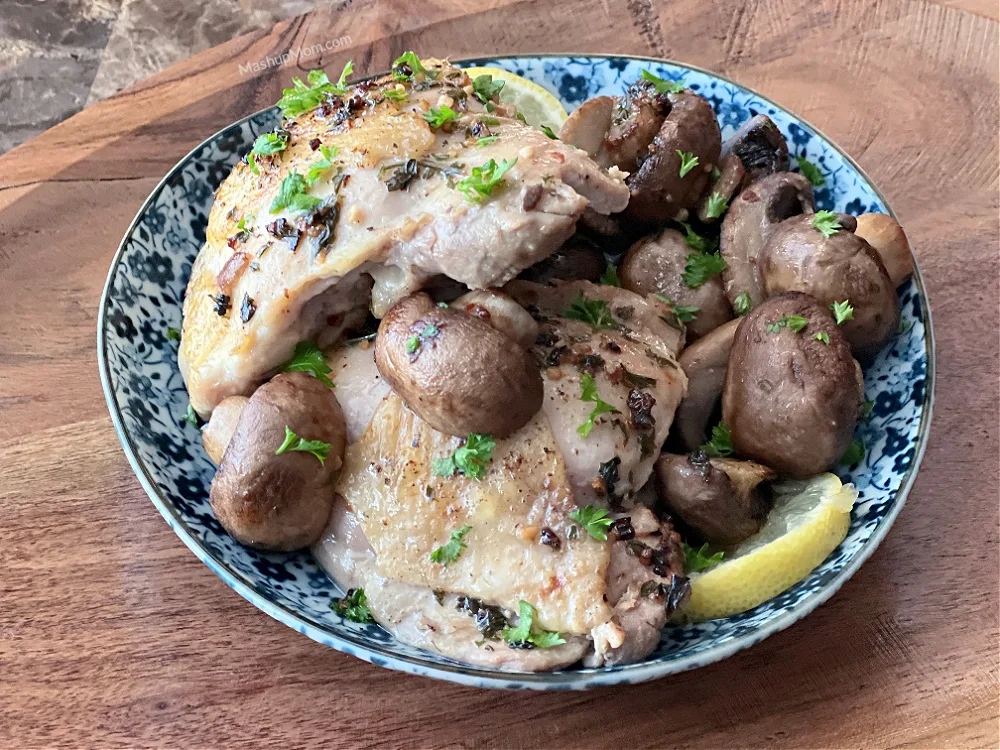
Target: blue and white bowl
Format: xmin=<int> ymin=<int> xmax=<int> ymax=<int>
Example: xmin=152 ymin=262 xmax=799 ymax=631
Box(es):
xmin=98 ymin=55 xmax=934 ymax=690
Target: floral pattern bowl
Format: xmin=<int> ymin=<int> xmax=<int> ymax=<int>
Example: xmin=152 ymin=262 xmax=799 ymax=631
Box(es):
xmin=98 ymin=55 xmax=934 ymax=690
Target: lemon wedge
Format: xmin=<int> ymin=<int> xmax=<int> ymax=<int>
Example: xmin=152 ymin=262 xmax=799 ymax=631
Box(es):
xmin=677 ymin=473 xmax=858 ymax=622
xmin=461 ymin=66 xmax=568 ymax=131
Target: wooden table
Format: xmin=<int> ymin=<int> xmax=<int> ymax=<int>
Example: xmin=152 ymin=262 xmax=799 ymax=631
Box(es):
xmin=1 ymin=0 xmax=997 ymax=747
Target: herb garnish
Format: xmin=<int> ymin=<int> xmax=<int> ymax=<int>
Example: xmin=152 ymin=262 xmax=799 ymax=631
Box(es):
xmin=475 ymin=135 xmax=498 ymax=147
xmin=677 ymin=150 xmax=699 ymax=178
xmin=704 ymin=191 xmax=728 ymax=219
xmin=640 ymin=69 xmax=685 ymax=94
xmin=684 ymin=542 xmax=725 ymax=573
xmin=568 ymin=505 xmax=614 ymax=541
xmin=701 ymin=422 xmax=733 ymax=457
xmin=383 ymin=86 xmax=408 ymax=102
xmin=331 ymin=588 xmax=373 ymax=623
xmin=814 ymin=331 xmax=831 ymax=344
xmin=472 ymin=74 xmax=505 ymax=103
xmin=683 ymin=251 xmax=727 ymax=288
xmin=676 ymin=220 xmax=711 ymax=253
xmin=733 ymin=291 xmax=754 ymax=317
xmin=862 ymin=399 xmax=875 ymax=420
xmin=655 ymin=294 xmax=699 ymax=324
xmin=599 ymin=264 xmax=620 ymax=287
xmin=275 ymin=426 xmax=331 ymax=464
xmin=840 ymin=438 xmax=865 ymax=466
xmin=182 ymin=403 xmax=199 ymax=427
xmin=795 ymin=156 xmax=826 ymax=187
xmin=277 ymin=63 xmax=352 ymax=118
xmin=456 ymin=157 xmax=517 ymax=203
xmin=830 ymin=299 xmax=854 ymax=325
xmin=812 ymin=210 xmax=841 ymax=238
xmin=271 ymin=172 xmax=322 ymax=214
xmin=577 ymin=373 xmax=618 ymax=437
xmin=305 ymin=145 xmax=338 ymax=185
xmin=766 ymin=313 xmax=809 ymax=333
xmin=166 ymin=327 xmax=181 ymax=342
xmin=561 ymin=293 xmax=617 ymax=330
xmin=540 ymin=124 xmax=558 ymax=139
xmin=422 ymin=105 xmax=460 ymax=129
xmin=432 ymin=433 xmax=496 ymax=480
xmin=430 ymin=525 xmax=472 ymax=565
xmin=278 ymin=340 xmax=334 ymax=387
xmin=501 ymin=601 xmax=565 ymax=649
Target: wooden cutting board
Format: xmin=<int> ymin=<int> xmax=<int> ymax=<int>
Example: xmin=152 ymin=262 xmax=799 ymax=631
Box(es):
xmin=0 ymin=0 xmax=997 ymax=747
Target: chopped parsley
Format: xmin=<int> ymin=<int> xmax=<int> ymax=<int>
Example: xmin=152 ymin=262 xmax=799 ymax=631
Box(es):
xmin=382 ymin=86 xmax=408 ymax=102
xmin=305 ymin=144 xmax=338 ymax=185
xmin=684 ymin=542 xmax=725 ymax=573
xmin=422 ymin=105 xmax=460 ymax=129
xmin=182 ymin=403 xmax=199 ymax=427
xmin=683 ymin=251 xmax=727 ymax=288
xmin=814 ymin=331 xmax=831 ymax=344
xmin=840 ymin=438 xmax=865 ymax=466
xmin=812 ymin=210 xmax=841 ymax=238
xmin=275 ymin=426 xmax=332 ymax=464
xmin=677 ymin=221 xmax=711 ymax=252
xmin=472 ymin=74 xmax=505 ymax=103
xmin=640 ymin=69 xmax=685 ymax=94
xmin=704 ymin=191 xmax=728 ymax=219
xmin=430 ymin=525 xmax=472 ymax=565
xmin=475 ymin=135 xmax=499 ymax=147
xmin=700 ymin=422 xmax=733 ymax=457
xmin=568 ymin=504 xmax=614 ymax=541
xmin=432 ymin=433 xmax=496 ymax=480
xmin=540 ymin=124 xmax=558 ymax=139
xmin=392 ymin=51 xmax=427 ymax=81
xmin=278 ymin=340 xmax=334 ymax=387
xmin=655 ymin=294 xmax=699 ymax=323
xmin=830 ymin=299 xmax=854 ymax=325
xmin=795 ymin=156 xmax=826 ymax=187
xmin=166 ymin=327 xmax=181 ymax=342
xmin=276 ymin=63 xmax=352 ymax=118
xmin=501 ymin=600 xmax=565 ymax=649
xmin=677 ymin=150 xmax=699 ymax=178
xmin=599 ymin=264 xmax=620 ymax=287
xmin=577 ymin=373 xmax=618 ymax=437
xmin=236 ymin=217 xmax=249 ymax=232
xmin=862 ymin=399 xmax=875 ymax=420
xmin=331 ymin=588 xmax=373 ymax=623
xmin=251 ymin=131 xmax=289 ymax=157
xmin=767 ymin=313 xmax=809 ymax=333
xmin=733 ymin=291 xmax=754 ymax=316
xmin=456 ymin=157 xmax=517 ymax=203
xmin=560 ymin=293 xmax=617 ymax=330
xmin=271 ymin=172 xmax=322 ymax=214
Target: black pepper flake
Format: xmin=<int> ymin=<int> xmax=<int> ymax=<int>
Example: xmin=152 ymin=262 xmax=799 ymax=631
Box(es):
xmin=539 ymin=527 xmax=561 ymax=550
xmin=610 ymin=516 xmax=635 ymax=541
xmin=240 ymin=293 xmax=256 ymax=323
xmin=209 ymin=293 xmax=231 ymax=316
xmin=455 ymin=596 xmax=508 ymax=639
xmin=627 ymin=389 xmax=656 ymax=431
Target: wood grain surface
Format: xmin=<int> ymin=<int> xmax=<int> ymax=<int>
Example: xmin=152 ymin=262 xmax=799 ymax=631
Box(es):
xmin=1 ymin=0 xmax=997 ymax=747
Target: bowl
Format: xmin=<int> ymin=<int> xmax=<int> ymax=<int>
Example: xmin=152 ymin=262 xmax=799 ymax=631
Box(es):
xmin=98 ymin=54 xmax=934 ymax=689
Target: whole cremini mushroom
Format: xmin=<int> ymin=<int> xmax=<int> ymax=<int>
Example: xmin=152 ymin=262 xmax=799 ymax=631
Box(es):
xmin=720 ymin=172 xmax=815 ymax=309
xmin=721 ymin=114 xmax=790 ymax=181
xmin=760 ymin=212 xmax=900 ymax=359
xmin=695 ymin=153 xmax=745 ymax=224
xmin=656 ymin=450 xmax=776 ymax=545
xmin=620 ymin=228 xmax=733 ymax=340
xmin=210 ymin=372 xmax=347 ymax=551
xmin=673 ymin=318 xmax=741 ymax=451
xmin=722 ymin=293 xmax=864 ymax=478
xmin=853 ymin=213 xmax=914 ymax=288
xmin=453 ymin=289 xmax=540 ymax=350
xmin=375 ymin=292 xmax=543 ymax=438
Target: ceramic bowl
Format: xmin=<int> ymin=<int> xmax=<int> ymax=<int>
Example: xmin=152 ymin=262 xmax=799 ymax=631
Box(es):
xmin=98 ymin=55 xmax=934 ymax=689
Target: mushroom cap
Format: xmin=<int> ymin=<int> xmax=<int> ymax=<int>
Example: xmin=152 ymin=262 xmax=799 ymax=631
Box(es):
xmin=673 ymin=318 xmax=741 ymax=451
xmin=760 ymin=214 xmax=900 ymax=360
xmin=853 ymin=212 xmax=914 ymax=288
xmin=721 ymin=114 xmax=790 ymax=181
xmin=722 ymin=292 xmax=863 ymax=478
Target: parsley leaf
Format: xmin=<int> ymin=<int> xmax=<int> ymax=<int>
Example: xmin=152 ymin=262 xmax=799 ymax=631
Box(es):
xmin=392 ymin=51 xmax=427 ymax=81
xmin=333 ymin=60 xmax=353 ymax=93
xmin=814 ymin=331 xmax=831 ymax=344
xmin=406 ymin=335 xmax=420 ymax=354
xmin=182 ymin=403 xmax=199 ymax=427
xmin=840 ymin=438 xmax=865 ymax=466
xmin=830 ymin=299 xmax=854 ymax=325
xmin=684 ymin=542 xmax=724 ymax=573
xmin=766 ymin=313 xmax=809 ymax=333
xmin=561 ymin=293 xmax=617 ymax=330
xmin=733 ymin=291 xmax=754 ymax=317
xmin=472 ymin=74 xmax=505 ymax=103
xmin=276 ymin=66 xmax=350 ymax=118
xmin=655 ymin=294 xmax=699 ymax=323
xmin=568 ymin=504 xmax=614 ymax=541
xmin=422 ymin=105 xmax=460 ymax=129
xmin=683 ymin=252 xmax=727 ymax=288
xmin=305 ymin=145 xmax=338 ymax=185
xmin=331 ymin=588 xmax=373 ymax=623
xmin=677 ymin=150 xmax=699 ymax=178
xmin=676 ymin=221 xmax=711 ymax=252
xmin=271 ymin=172 xmax=322 ymax=214
xmin=540 ymin=124 xmax=558 ymax=140
xmin=432 ymin=433 xmax=496 ymax=480
xmin=456 ymin=157 xmax=517 ymax=203
xmin=278 ymin=340 xmax=334 ymax=387
xmin=577 ymin=373 xmax=618 ymax=437
xmin=640 ymin=69 xmax=685 ymax=94
xmin=247 ymin=153 xmax=260 ymax=175
xmin=250 ymin=131 xmax=289 ymax=164
xmin=795 ymin=156 xmax=826 ymax=187
xmin=275 ymin=425 xmax=332 ymax=464
xmin=430 ymin=525 xmax=472 ymax=565
xmin=501 ymin=600 xmax=565 ymax=649
xmin=862 ymin=399 xmax=875 ymax=420
xmin=474 ymin=135 xmax=498 ymax=147
xmin=599 ymin=264 xmax=620 ymax=287
xmin=700 ymin=422 xmax=733 ymax=457
xmin=383 ymin=85 xmax=408 ymax=102
xmin=812 ymin=210 xmax=841 ymax=238
xmin=166 ymin=327 xmax=181 ymax=342
xmin=704 ymin=191 xmax=728 ymax=219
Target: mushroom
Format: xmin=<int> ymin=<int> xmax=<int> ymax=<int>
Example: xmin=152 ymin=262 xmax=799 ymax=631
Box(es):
xmin=656 ymin=450 xmax=776 ymax=545
xmin=202 ymin=395 xmax=248 ymax=464
xmin=853 ymin=213 xmax=914 ymax=287
xmin=603 ymin=81 xmax=670 ymax=171
xmin=619 ymin=228 xmax=733 ymax=340
xmin=209 ymin=372 xmax=347 ymax=551
xmin=719 ymin=172 xmax=815 ymax=309
xmin=722 ymin=293 xmax=864 ymax=478
xmin=626 ymin=90 xmax=722 ymax=224
xmin=374 ymin=292 xmax=543 ymax=437
xmin=558 ymin=95 xmax=616 ymax=163
xmin=453 ymin=289 xmax=540 ymax=350
xmin=695 ymin=153 xmax=745 ymax=224
xmin=760 ymin=213 xmax=900 ymax=359
xmin=518 ymin=236 xmax=607 ymax=284
xmin=673 ymin=318 xmax=741 ymax=451
xmin=721 ymin=114 xmax=790 ymax=181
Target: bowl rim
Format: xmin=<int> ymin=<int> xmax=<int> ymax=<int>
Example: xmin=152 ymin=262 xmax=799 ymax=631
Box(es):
xmin=97 ymin=52 xmax=936 ymax=689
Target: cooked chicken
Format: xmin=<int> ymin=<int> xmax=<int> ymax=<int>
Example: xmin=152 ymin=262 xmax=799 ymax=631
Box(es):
xmin=179 ymin=58 xmax=629 ymax=415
